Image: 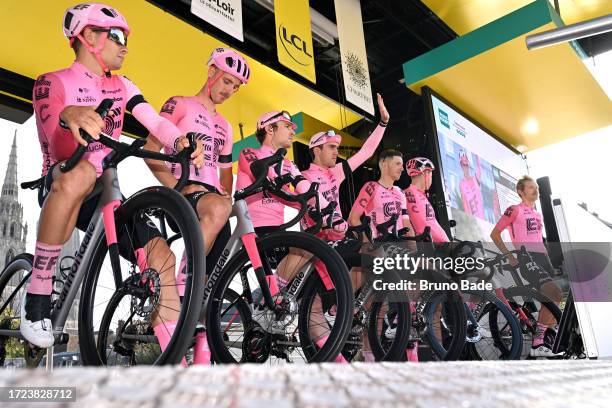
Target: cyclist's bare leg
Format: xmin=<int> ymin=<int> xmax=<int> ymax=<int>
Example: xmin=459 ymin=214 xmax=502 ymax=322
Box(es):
xmin=38 ymin=160 xmax=97 ymax=244
xmin=22 ymin=160 xmax=96 ymax=347
xmin=29 ymin=160 xmax=96 ymax=294
xmin=276 ymin=248 xmax=311 ymax=283
xmin=196 ymin=193 xmax=232 ymax=255
xmin=538 ymin=281 xmax=562 ymax=327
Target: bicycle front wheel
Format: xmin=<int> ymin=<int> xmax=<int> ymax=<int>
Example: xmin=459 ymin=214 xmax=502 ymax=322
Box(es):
xmin=206 ymin=231 xmax=353 ymax=364
xmin=462 ymin=290 xmax=523 ymax=360
xmin=78 ymin=187 xmax=205 ymax=366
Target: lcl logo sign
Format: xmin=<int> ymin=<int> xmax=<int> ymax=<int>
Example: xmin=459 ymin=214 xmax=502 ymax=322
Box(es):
xmin=278 ymin=23 xmax=313 ymax=66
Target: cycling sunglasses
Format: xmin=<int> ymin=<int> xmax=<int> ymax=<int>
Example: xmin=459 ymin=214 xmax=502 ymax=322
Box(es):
xmin=93 ymin=27 xmax=128 ymax=47
xmin=261 ymin=110 xmax=292 ymax=126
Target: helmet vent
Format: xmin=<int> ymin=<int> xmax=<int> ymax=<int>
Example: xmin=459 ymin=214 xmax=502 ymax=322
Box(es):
xmin=64 ymin=12 xmax=74 ymax=29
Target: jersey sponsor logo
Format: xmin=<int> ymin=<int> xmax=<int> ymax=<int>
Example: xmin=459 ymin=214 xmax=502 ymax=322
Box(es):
xmin=161 ymin=98 xmax=177 ymax=115
xmin=195 ymin=114 xmax=210 ymax=128
xmin=86 ymin=142 xmax=106 ymax=152
xmin=425 ymin=204 xmax=434 ymax=220
xmin=364 ymin=182 xmax=375 ymax=196
xmin=78 ymin=87 xmax=90 ymax=93
xmin=406 ymin=191 xmax=416 ymax=204
xmin=411 ymin=204 xmax=419 ymax=214
xmin=101 ymin=88 xmax=122 ymax=95
xmin=242 ymin=149 xmax=257 ymax=163
xmin=103 ymin=107 xmax=123 ymax=135
xmin=34 ymin=86 xmax=50 ymax=100
xmin=76 ymin=96 xmax=97 ymax=103
xmin=383 ymin=202 xmax=398 ymax=218
xmin=504 ymin=206 xmax=514 ymax=217
xmin=322 ymin=185 xmax=338 ymax=202
xmin=39 ymin=104 xmax=51 ymax=123
xmin=35 ymin=76 xmax=51 ymax=87
xmin=526 ymin=217 xmax=540 ymax=233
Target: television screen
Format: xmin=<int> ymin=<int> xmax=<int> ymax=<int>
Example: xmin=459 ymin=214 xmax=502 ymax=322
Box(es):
xmin=425 ymin=88 xmax=529 ymax=242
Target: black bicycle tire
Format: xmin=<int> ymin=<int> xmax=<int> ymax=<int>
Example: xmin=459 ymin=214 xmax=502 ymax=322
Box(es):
xmin=78 ymin=187 xmax=205 ymax=366
xmin=368 ymin=298 xmax=412 ymax=361
xmin=462 ymin=290 xmax=523 ymax=360
xmin=206 ymin=231 xmax=353 ymax=363
xmin=422 ymin=290 xmax=468 ymax=361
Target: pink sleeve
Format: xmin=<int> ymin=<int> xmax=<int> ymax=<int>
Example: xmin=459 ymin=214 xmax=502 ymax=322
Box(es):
xmin=158 ymin=96 xmax=186 ymax=125
xmin=347 ymin=124 xmax=386 ymax=171
xmin=119 ymin=77 xmax=182 ymax=150
xmin=288 ymin=161 xmax=329 ymax=208
xmin=350 ymin=182 xmax=375 ymax=218
xmin=494 ymin=205 xmax=518 ymax=233
xmin=33 ymin=73 xmax=76 ymax=161
xmin=219 ymin=122 xmax=234 ymax=169
xmin=132 ymin=103 xmax=182 ymax=150
xmin=235 ymin=149 xmax=256 ymax=190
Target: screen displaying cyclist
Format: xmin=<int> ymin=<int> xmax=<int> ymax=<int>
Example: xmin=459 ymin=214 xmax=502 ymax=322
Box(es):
xmin=404 ymin=157 xmax=449 ymax=244
xmin=491 ymin=175 xmax=562 ymax=356
xmin=301 ymin=93 xmax=390 ymax=240
xmin=24 ymin=3 xmax=203 ymax=351
xmin=144 ymin=47 xmax=249 ymax=364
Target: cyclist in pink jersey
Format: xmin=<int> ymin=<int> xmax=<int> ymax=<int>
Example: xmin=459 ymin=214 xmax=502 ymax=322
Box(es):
xmin=491 ymin=175 xmax=562 ymax=355
xmin=144 ymin=47 xmax=249 ymax=364
xmin=348 ymin=150 xmax=414 ymax=240
xmin=236 ymin=111 xmax=331 ymax=230
xmin=404 ymin=157 xmax=449 ymax=243
xmin=301 ymin=93 xmax=390 ymax=240
xmin=348 ymin=149 xmax=414 ymax=362
xmin=22 ymin=3 xmax=203 ymax=350
xmin=459 ymin=150 xmax=485 ymax=220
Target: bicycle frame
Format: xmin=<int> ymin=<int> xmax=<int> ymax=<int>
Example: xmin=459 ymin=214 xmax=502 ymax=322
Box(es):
xmin=203 ymin=197 xmax=331 ymax=313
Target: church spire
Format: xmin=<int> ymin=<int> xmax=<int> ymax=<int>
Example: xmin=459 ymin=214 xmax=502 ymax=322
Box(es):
xmin=1 ymin=131 xmax=18 ymax=199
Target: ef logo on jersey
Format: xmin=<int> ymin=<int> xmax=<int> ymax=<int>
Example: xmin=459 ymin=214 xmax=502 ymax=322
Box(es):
xmin=526 ymin=217 xmax=540 ymax=233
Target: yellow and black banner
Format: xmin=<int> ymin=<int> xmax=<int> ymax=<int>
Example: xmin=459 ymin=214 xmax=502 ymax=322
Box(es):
xmin=274 ymin=0 xmax=316 ymax=83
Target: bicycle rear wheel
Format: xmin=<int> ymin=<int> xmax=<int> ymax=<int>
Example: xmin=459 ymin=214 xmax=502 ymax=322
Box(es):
xmin=206 ymin=231 xmax=353 ymax=364
xmin=503 ymin=286 xmax=561 ymax=359
xmin=421 ymin=290 xmax=467 ymax=361
xmin=462 ymin=290 xmax=523 ymax=360
xmin=78 ymin=187 xmax=205 ymax=366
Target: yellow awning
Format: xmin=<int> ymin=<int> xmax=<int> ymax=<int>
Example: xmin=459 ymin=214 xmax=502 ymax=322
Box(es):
xmin=404 ymin=0 xmax=612 ymax=151
xmin=1 ymin=0 xmax=362 ymax=140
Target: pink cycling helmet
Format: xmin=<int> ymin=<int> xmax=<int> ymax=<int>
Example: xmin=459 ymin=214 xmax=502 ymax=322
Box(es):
xmin=309 ymin=130 xmax=341 ymax=149
xmin=406 ymin=157 xmax=435 ymax=177
xmin=207 ymin=47 xmax=250 ymax=84
xmin=257 ymin=111 xmax=296 ymax=130
xmin=63 ymin=3 xmax=130 ymax=39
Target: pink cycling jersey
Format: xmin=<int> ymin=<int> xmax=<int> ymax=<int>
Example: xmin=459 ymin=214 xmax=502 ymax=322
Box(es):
xmin=351 ymin=181 xmax=407 ymax=239
xmin=236 ymin=145 xmax=325 ymax=228
xmin=32 ymin=61 xmax=182 ymax=176
xmin=404 ymin=184 xmax=449 ymax=243
xmin=459 ymin=176 xmax=485 ymax=219
xmin=494 ymin=202 xmax=547 ymax=253
xmin=158 ymin=96 xmax=233 ymax=190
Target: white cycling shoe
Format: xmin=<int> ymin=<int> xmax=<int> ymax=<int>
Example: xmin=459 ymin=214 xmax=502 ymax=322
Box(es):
xmin=20 ymin=294 xmax=55 ymax=348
